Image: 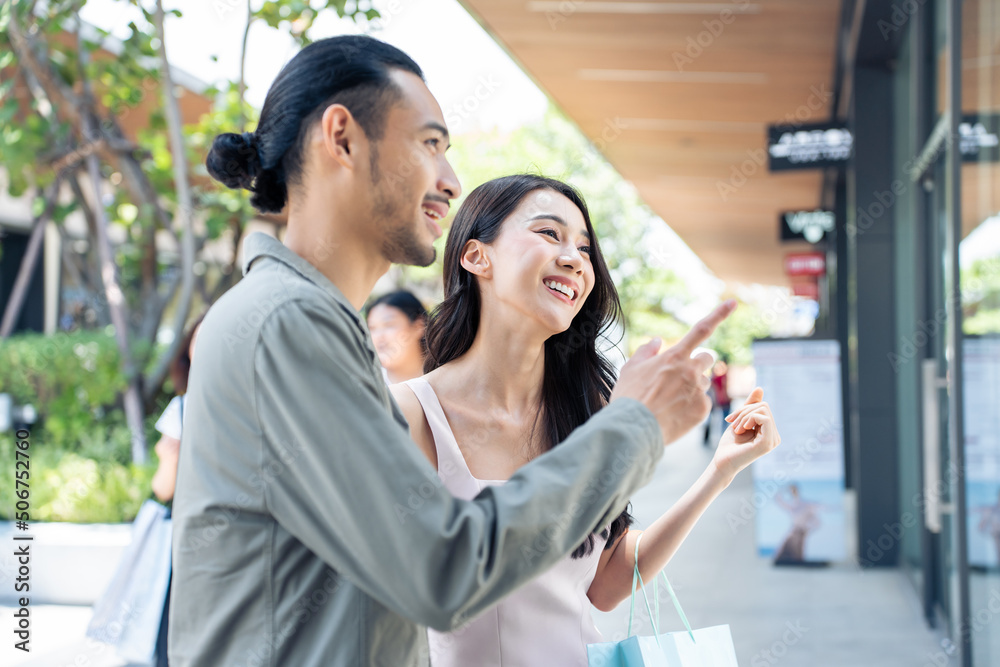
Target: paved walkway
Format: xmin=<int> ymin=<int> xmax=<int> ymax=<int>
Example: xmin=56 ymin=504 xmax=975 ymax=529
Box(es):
xmin=2 ymin=424 xmax=946 ymax=666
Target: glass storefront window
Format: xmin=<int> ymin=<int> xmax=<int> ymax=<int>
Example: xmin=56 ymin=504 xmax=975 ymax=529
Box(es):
xmin=959 ymin=1 xmax=1000 ymax=665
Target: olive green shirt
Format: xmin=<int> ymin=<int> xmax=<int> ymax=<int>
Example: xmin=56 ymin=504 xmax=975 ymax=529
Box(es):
xmin=168 ymin=232 xmax=663 ymax=667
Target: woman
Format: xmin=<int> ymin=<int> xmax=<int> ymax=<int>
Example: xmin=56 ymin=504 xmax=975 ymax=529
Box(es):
xmin=705 ymin=358 xmax=731 ymax=445
xmin=389 ymin=174 xmax=780 ymax=666
xmin=151 ymin=314 xmax=204 ymax=504
xmin=151 ymin=314 xmax=203 ymax=667
xmin=366 ymin=289 xmax=428 ymax=383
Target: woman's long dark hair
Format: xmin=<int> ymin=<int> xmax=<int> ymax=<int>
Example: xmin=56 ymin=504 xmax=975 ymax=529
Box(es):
xmin=424 ymin=174 xmax=633 ymax=557
xmin=170 ymin=312 xmax=206 ymax=395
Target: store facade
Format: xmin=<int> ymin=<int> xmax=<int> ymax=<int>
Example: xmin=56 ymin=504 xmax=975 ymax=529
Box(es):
xmin=839 ymin=1 xmax=1000 ymax=664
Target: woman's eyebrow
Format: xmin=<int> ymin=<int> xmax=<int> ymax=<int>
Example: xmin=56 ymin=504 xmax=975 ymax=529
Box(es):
xmin=529 ymin=214 xmax=590 ymax=240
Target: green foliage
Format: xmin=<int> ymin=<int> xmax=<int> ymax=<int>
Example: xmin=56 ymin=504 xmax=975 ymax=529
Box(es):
xmin=0 ymin=428 xmax=157 ymax=524
xmin=0 ymin=331 xmax=166 ymax=522
xmin=254 ymin=0 xmax=380 ymax=44
xmin=0 ymin=107 xmax=54 ymax=198
xmin=706 ymin=298 xmax=771 ymax=366
xmin=0 ymin=330 xmax=126 ymax=445
xmin=963 ymin=256 xmax=1000 ymax=335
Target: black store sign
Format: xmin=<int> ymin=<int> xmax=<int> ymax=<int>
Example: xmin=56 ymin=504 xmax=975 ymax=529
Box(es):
xmin=781 ymin=210 xmax=835 ymax=244
xmin=960 ymin=114 xmax=1000 ymax=162
xmin=767 ymin=122 xmax=853 ymax=171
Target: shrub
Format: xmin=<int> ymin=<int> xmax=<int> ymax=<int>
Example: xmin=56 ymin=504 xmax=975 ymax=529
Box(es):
xmin=0 ymin=330 xmax=168 ymax=523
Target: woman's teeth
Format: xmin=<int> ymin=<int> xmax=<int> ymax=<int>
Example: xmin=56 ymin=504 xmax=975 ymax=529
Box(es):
xmin=544 ymin=280 xmax=575 ymax=300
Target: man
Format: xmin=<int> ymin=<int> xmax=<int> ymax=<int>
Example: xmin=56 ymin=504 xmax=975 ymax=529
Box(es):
xmin=169 ymin=35 xmax=733 ymax=667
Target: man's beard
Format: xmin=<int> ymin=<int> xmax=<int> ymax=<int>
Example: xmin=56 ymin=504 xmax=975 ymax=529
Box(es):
xmin=370 ymin=151 xmax=436 ymax=267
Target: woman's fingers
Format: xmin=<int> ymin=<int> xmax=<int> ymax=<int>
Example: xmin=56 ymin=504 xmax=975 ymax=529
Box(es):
xmin=726 ymin=402 xmax=759 ymax=424
xmin=749 ymin=413 xmax=781 ymax=448
xmin=736 ymin=406 xmax=768 ymax=434
xmin=731 ymin=403 xmax=772 ymax=433
xmin=725 ymin=387 xmax=765 ymax=422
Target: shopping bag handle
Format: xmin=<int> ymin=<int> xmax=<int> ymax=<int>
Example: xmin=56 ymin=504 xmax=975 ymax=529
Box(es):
xmin=627 ymin=532 xmax=696 ymax=644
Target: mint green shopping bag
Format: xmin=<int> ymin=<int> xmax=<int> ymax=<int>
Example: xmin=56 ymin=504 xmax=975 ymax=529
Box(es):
xmin=587 ymin=534 xmax=739 ymax=666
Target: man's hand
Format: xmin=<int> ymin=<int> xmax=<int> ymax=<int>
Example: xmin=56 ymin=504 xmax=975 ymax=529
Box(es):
xmin=712 ymin=387 xmax=781 ymax=482
xmin=611 ymin=300 xmax=737 ymax=445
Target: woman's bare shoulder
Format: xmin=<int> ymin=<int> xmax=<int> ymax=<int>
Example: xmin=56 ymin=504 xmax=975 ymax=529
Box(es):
xmin=388 ymin=381 xmax=437 ymax=469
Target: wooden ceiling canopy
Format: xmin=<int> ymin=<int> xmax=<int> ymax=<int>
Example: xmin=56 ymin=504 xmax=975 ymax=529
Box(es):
xmin=458 ymin=0 xmax=842 ymax=286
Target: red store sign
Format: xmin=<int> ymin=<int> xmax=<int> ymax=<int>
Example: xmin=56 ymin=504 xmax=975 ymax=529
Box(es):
xmin=785 ymin=252 xmax=826 ymax=276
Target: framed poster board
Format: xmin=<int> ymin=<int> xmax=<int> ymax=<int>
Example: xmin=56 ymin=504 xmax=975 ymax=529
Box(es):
xmin=749 ymin=339 xmax=846 ymax=564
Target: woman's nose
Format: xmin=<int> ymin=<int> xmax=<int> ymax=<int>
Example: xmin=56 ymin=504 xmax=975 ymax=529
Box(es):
xmin=559 ymin=250 xmax=583 ymax=272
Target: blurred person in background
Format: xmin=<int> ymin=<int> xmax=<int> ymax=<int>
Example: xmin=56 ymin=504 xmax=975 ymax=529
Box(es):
xmin=150 ymin=313 xmax=204 ymax=667
xmin=151 ymin=314 xmax=205 ymax=504
xmin=366 ymin=289 xmax=428 ymax=383
xmin=705 ymin=357 xmax=732 ymax=445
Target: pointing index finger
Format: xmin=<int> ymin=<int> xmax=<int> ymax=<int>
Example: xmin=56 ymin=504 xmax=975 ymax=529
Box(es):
xmin=669 ymin=300 xmax=737 ymax=358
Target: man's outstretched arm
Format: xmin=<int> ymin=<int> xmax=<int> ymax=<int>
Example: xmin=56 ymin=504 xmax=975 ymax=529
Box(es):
xmin=255 ymin=298 xmax=663 ymax=631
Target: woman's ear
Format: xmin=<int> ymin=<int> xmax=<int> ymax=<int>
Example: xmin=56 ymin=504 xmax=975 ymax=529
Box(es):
xmin=460 ymin=239 xmax=491 ymax=278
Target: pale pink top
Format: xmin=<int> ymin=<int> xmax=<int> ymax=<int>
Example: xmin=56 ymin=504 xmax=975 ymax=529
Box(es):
xmin=403 ymin=378 xmax=607 ymax=667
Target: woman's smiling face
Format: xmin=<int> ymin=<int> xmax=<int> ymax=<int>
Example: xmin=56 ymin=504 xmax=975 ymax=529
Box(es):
xmin=477 ymin=188 xmax=596 ymax=335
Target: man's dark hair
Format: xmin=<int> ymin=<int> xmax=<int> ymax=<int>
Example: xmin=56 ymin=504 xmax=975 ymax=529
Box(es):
xmin=206 ymin=36 xmax=423 ymax=212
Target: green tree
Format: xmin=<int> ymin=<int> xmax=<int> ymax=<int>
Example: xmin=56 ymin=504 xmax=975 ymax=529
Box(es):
xmin=0 ymin=0 xmax=378 ymax=461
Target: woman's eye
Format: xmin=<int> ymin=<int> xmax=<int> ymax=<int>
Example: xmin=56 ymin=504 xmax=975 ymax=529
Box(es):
xmin=579 ymin=246 xmax=591 ymax=255
xmin=538 ymin=229 xmax=559 ymax=239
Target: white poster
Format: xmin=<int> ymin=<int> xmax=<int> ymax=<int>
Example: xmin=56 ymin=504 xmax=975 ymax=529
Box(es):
xmin=963 ymin=336 xmax=1000 ymax=569
xmin=750 ymin=339 xmax=846 ymax=564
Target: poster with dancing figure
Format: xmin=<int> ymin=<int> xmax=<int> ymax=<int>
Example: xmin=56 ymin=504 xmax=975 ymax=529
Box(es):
xmin=964 ymin=336 xmax=1000 ymax=570
xmin=749 ymin=339 xmax=846 ymax=565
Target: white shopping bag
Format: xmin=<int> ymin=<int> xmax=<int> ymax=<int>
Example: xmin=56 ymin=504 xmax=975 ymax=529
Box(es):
xmin=87 ymin=499 xmax=172 ymax=664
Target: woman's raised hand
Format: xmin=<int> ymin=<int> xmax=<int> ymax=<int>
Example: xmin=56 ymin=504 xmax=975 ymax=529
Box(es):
xmin=712 ymin=387 xmax=781 ymax=482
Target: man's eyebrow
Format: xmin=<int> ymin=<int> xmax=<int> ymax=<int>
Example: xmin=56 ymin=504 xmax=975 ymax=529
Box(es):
xmin=529 ymin=214 xmax=591 ymax=240
xmin=422 ymin=122 xmax=450 ymax=144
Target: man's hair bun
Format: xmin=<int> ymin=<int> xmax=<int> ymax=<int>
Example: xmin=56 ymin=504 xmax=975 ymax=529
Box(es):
xmin=206 ymin=131 xmax=261 ymax=191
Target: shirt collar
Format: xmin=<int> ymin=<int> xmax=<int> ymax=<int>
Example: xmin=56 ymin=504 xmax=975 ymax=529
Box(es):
xmin=241 ymin=232 xmax=362 ymax=326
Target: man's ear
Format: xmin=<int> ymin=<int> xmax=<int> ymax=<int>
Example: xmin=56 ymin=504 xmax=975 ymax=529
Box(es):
xmin=320 ymin=104 xmax=359 ymax=170
xmin=460 ymin=239 xmax=491 ymax=279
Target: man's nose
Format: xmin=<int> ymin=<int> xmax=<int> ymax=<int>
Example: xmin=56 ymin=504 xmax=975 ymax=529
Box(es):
xmin=438 ymin=156 xmax=462 ymax=200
